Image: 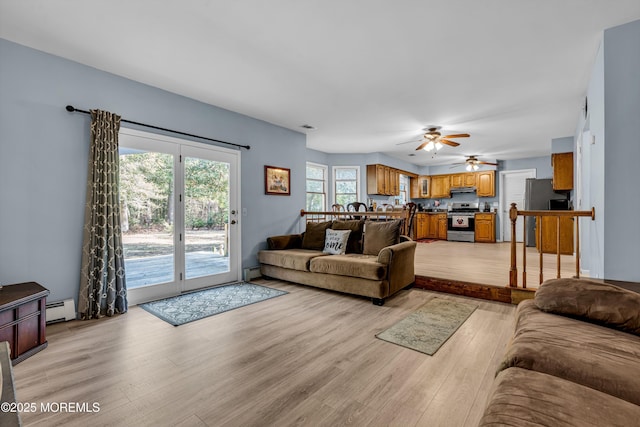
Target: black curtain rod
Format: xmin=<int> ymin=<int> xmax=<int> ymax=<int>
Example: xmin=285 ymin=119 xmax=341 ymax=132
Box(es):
xmin=65 ymin=105 xmax=250 ymax=150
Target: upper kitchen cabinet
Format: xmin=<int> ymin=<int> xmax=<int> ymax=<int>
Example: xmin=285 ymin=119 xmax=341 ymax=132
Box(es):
xmin=552 ymin=152 xmax=573 ymax=191
xmin=450 ymin=173 xmax=477 ymax=188
xmin=410 ymin=176 xmax=430 ymax=198
xmin=430 ymin=175 xmax=451 ymax=198
xmin=476 ymin=170 xmax=495 ymax=197
xmin=366 ymin=164 xmax=401 ymax=196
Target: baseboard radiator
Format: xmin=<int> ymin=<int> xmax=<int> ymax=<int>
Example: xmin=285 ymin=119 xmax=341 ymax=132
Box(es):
xmin=243 ymin=266 xmax=262 ymax=282
xmin=45 ymin=298 xmax=76 ymax=324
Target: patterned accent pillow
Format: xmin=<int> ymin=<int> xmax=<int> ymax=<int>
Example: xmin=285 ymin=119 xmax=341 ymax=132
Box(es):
xmin=323 ymin=229 xmax=352 ymax=255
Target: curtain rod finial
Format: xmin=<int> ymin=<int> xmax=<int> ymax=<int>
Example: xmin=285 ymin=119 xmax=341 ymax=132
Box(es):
xmin=65 ymin=105 xmax=75 ymax=112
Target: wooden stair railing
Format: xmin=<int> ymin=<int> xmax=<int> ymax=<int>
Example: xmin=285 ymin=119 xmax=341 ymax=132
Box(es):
xmin=509 ymin=203 xmax=595 ymax=288
xmin=300 ymin=209 xmax=408 ymax=230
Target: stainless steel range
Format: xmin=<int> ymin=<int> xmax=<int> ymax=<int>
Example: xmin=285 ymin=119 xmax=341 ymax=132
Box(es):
xmin=447 ymin=202 xmax=479 ymax=242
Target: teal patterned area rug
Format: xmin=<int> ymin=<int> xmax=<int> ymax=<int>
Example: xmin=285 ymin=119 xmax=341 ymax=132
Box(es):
xmin=140 ymin=282 xmax=287 ymax=326
xmin=376 ymin=298 xmax=478 ymax=355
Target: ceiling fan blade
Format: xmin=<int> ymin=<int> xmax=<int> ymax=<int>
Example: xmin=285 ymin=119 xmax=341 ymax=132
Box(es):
xmin=415 ymin=141 xmax=429 ymax=151
xmin=443 ymin=133 xmax=470 ymax=139
xmin=440 ymin=139 xmax=460 ymax=147
xmin=478 ymin=161 xmax=498 ymax=166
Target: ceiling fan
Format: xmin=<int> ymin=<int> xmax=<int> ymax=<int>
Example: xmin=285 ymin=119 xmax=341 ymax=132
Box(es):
xmin=455 ymin=155 xmax=498 ymax=171
xmin=412 ymin=127 xmax=470 ymax=152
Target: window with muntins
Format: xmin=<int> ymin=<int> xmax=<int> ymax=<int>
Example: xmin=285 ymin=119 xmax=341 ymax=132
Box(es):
xmin=333 ymin=166 xmax=359 ymax=206
xmin=306 ymin=162 xmax=328 ymax=211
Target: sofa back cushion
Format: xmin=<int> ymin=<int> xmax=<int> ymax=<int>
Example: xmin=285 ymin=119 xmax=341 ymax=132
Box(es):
xmin=362 ymin=220 xmax=401 ymax=255
xmin=331 ymin=219 xmax=365 ymax=253
xmin=535 ymin=278 xmax=640 ymax=336
xmin=301 ymin=220 xmax=333 ymax=250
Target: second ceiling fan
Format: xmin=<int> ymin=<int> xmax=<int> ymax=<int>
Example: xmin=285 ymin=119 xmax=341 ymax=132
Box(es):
xmin=416 ymin=126 xmax=470 ymax=152
xmin=456 ymin=155 xmax=498 ymax=171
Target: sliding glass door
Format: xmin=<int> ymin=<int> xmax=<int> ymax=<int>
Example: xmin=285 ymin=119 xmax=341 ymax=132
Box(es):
xmin=119 ymin=129 xmax=240 ymax=305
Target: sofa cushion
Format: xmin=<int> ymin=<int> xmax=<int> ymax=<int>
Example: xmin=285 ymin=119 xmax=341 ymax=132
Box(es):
xmin=498 ymin=299 xmax=640 ymax=406
xmin=266 ymin=234 xmax=302 ymax=250
xmin=322 ymin=229 xmax=351 ymax=255
xmin=310 ymin=253 xmax=387 ymax=280
xmin=535 ymin=278 xmax=640 ymax=336
xmin=301 ymin=221 xmax=333 ymax=250
xmin=258 ymin=249 xmax=327 ymax=272
xmin=362 ymin=220 xmax=401 ymax=255
xmin=480 ymin=367 xmax=640 ymax=427
xmin=331 ymin=219 xmax=365 ymax=253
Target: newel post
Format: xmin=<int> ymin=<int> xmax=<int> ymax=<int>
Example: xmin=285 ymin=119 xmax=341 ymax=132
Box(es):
xmin=509 ymin=203 xmax=518 ymax=287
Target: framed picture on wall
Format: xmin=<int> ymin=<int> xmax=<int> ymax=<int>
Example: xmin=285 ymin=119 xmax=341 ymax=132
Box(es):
xmin=264 ymin=165 xmax=290 ymax=196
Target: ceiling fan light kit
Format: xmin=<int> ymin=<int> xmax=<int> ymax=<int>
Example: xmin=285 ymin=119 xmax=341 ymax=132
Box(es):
xmin=414 ymin=126 xmax=470 ymax=152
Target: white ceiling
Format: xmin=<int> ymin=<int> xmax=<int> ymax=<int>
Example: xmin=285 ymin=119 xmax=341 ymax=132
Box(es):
xmin=2 ymin=1 xmax=640 ymax=166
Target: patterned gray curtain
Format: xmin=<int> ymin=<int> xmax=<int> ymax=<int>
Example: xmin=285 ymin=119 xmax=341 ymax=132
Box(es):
xmin=78 ymin=110 xmax=127 ymax=319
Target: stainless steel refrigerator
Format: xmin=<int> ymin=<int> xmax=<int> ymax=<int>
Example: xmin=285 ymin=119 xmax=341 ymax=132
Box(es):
xmin=524 ymin=178 xmax=567 ymax=246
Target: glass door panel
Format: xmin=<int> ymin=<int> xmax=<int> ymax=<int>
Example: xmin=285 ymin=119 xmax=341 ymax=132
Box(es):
xmin=184 ymin=157 xmax=230 ymax=280
xmin=181 ymin=145 xmax=239 ymax=292
xmin=119 ymin=147 xmax=177 ymax=290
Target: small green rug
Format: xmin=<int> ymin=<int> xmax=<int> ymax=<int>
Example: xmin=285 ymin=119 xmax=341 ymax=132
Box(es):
xmin=376 ymin=298 xmax=478 ymax=355
xmin=140 ymin=282 xmax=287 ymax=326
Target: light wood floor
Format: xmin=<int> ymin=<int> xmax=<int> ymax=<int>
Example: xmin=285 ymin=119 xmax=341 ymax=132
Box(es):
xmin=14 ymin=280 xmax=515 ymax=427
xmin=414 ymin=240 xmax=577 ymax=289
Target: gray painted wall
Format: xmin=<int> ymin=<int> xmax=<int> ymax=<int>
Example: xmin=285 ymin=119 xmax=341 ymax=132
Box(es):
xmin=573 ymin=18 xmax=640 ymax=282
xmin=602 ymin=19 xmax=640 ymax=281
xmin=0 ymin=38 xmax=306 ymax=302
xmin=551 ymin=136 xmax=574 ymax=153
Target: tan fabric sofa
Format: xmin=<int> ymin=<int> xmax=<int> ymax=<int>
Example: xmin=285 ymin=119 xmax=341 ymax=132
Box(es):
xmin=258 ymin=219 xmax=416 ymax=305
xmin=479 ymin=278 xmax=640 ymax=426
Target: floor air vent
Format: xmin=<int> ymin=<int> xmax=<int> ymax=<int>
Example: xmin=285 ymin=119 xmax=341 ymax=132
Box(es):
xmin=45 ymin=298 xmax=76 ymax=324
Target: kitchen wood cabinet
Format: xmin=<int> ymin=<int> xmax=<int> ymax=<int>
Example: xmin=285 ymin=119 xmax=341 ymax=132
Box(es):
xmin=410 ymin=176 xmax=430 ymax=198
xmin=437 ymin=213 xmax=448 ymax=239
xmin=552 ymin=152 xmax=573 ymax=191
xmin=450 ymin=173 xmax=476 ymax=187
xmin=475 ymin=213 xmax=496 ymax=243
xmin=414 ymin=212 xmax=447 ymax=240
xmin=367 ymin=164 xmax=400 ymax=196
xmin=536 ymin=216 xmax=574 ymax=255
xmin=0 ymin=282 xmax=49 ymax=364
xmin=414 ymin=213 xmax=429 ymax=240
xmin=430 ymin=175 xmax=451 ymax=198
xmin=476 ymin=170 xmax=495 ymax=197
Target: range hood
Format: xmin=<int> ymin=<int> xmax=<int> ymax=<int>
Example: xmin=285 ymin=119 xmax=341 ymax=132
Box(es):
xmin=450 ymin=186 xmax=476 ymax=193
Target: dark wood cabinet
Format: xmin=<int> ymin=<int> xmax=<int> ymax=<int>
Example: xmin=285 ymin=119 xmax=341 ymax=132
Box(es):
xmin=552 ymin=152 xmax=574 ymax=191
xmin=0 ymin=282 xmax=49 ymax=364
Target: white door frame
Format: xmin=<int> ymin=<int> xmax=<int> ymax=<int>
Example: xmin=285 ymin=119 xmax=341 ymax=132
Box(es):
xmin=498 ymin=169 xmax=536 ymax=242
xmin=119 ymin=128 xmax=242 ymax=305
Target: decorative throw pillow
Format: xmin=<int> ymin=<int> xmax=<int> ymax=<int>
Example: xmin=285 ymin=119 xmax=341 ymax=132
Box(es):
xmin=535 ymin=278 xmax=640 ymax=336
xmin=322 ymin=229 xmax=351 ymax=255
xmin=362 ymin=220 xmax=402 ymax=256
xmin=301 ymin=220 xmax=333 ymax=250
xmin=331 ymin=219 xmax=365 ymax=253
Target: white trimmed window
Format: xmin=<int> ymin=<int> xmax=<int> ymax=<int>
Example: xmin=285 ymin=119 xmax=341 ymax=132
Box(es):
xmin=306 ymin=162 xmax=328 ymax=211
xmin=333 ymin=166 xmax=360 ymax=206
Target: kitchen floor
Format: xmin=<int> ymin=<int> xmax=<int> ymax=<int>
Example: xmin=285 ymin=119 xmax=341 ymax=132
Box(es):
xmin=414 ymin=240 xmax=577 ymax=289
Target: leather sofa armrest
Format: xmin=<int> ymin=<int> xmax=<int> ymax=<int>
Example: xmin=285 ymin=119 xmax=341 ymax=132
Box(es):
xmin=267 ymin=234 xmax=303 ymax=250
